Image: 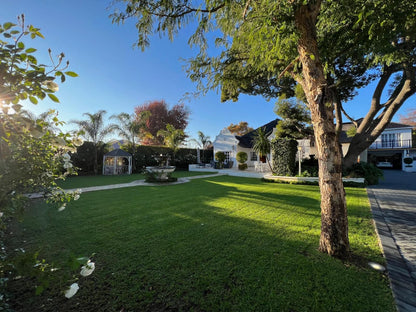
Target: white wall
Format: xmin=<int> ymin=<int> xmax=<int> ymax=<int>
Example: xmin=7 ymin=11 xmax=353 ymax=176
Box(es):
xmin=403 ymin=150 xmax=416 ymax=172
xmin=212 ymin=128 xmax=239 ymax=167
xmin=370 ymin=127 xmax=413 ymax=148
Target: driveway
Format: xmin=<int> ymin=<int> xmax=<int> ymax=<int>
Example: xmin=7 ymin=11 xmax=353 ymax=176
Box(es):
xmin=368 ymin=170 xmax=416 ymax=312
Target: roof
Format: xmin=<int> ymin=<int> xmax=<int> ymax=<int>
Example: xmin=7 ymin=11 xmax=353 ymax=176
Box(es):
xmin=385 ymin=122 xmax=413 ymax=129
xmin=236 ymin=119 xmax=280 ymax=148
xmin=104 ymin=149 xmax=132 ymax=157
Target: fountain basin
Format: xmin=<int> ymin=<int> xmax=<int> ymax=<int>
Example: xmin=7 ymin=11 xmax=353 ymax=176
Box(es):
xmin=145 ymin=166 xmax=176 ymax=182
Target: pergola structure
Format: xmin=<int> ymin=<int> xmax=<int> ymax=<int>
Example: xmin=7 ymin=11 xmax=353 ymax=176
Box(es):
xmin=102 ymin=149 xmax=132 ymax=175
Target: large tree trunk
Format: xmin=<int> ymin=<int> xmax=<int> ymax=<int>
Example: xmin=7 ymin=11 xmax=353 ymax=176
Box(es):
xmin=295 ymin=3 xmax=350 ymax=258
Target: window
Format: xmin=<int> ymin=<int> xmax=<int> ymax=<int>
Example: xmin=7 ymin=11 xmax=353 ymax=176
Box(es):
xmin=250 ymin=152 xmax=258 ymax=161
xmin=382 ymin=133 xmax=402 ymax=148
xmin=224 ymin=151 xmax=231 ymax=162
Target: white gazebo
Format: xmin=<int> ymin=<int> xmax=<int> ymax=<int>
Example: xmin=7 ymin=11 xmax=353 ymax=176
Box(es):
xmin=102 ymin=149 xmax=132 ymax=175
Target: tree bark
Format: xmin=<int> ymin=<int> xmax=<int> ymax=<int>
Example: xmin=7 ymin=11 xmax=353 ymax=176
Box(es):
xmin=295 ymin=3 xmax=349 ymax=258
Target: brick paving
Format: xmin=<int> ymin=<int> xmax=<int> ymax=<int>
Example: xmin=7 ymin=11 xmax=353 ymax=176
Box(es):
xmin=368 ymin=170 xmax=416 ymax=312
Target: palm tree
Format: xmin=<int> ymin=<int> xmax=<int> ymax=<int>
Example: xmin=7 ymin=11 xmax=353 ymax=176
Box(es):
xmin=109 ymin=111 xmax=150 ymax=171
xmin=196 ymin=131 xmax=212 ymax=149
xmin=252 ymin=127 xmax=273 ymax=172
xmin=71 ymin=110 xmax=113 ymax=175
xmin=110 ymin=111 xmax=151 ymax=147
xmin=157 ymin=124 xmax=185 ymax=159
xmin=191 ymin=131 xmax=212 ymax=162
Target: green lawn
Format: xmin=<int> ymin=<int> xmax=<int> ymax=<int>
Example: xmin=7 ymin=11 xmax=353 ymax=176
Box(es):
xmin=57 ymin=170 xmax=217 ymax=189
xmin=7 ymin=176 xmax=394 ymax=311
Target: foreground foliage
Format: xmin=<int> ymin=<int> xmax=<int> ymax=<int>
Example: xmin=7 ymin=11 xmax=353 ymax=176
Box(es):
xmin=5 ymin=176 xmax=394 ymax=311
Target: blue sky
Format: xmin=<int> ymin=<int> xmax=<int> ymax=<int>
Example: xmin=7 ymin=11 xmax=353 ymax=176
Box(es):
xmin=2 ymin=0 xmax=415 ymax=144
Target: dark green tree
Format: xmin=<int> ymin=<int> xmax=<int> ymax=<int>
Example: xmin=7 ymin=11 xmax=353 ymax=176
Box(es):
xmin=274 ymin=98 xmax=312 ymax=139
xmin=111 ymin=0 xmax=416 ymax=257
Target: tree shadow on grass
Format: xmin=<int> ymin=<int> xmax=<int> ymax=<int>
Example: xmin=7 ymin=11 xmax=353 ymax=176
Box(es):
xmin=6 ymin=176 xmax=394 ymax=312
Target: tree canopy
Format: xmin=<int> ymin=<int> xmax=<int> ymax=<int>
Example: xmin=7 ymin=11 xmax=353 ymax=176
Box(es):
xmin=157 ymin=123 xmax=186 ymax=154
xmin=274 ymin=98 xmax=312 ymax=139
xmin=399 ymin=108 xmax=416 ymax=127
xmin=109 ymin=111 xmax=150 ymax=147
xmin=227 ymin=121 xmax=254 ymax=136
xmin=134 ymin=100 xmax=189 ymax=145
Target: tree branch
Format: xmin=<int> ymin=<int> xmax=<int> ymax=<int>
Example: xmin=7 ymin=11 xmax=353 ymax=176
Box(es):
xmin=371 ymin=65 xmax=396 ymax=109
xmin=242 ymin=0 xmax=252 ymax=19
xmin=144 ymin=3 xmax=226 ymax=19
xmin=340 ymin=105 xmax=357 ymax=127
xmin=345 ymin=64 xmax=416 ymax=166
xmin=356 ymin=65 xmax=397 ymax=134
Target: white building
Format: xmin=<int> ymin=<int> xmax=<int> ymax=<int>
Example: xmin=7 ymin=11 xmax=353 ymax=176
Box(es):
xmin=366 ymin=122 xmax=415 ymax=172
xmin=213 ymin=119 xmax=279 ymax=170
xmin=213 ymin=119 xmax=415 ymax=172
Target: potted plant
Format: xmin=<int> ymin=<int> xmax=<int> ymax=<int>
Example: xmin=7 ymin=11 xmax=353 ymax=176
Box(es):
xmin=215 ymin=151 xmax=226 ymax=169
xmin=236 ymin=151 xmax=248 ymax=170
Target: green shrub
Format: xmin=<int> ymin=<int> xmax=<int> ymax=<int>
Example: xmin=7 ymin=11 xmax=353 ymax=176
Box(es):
xmin=301 ymin=156 xmax=319 ymax=177
xmin=70 ymin=142 xmax=109 ymax=175
xmin=344 ymin=162 xmax=383 ymax=185
xmin=238 ymin=163 xmax=248 ymax=170
xmin=215 ymin=151 xmax=226 ymax=168
xmin=236 ymin=151 xmax=248 ymax=164
xmin=271 ymin=138 xmax=297 ymax=176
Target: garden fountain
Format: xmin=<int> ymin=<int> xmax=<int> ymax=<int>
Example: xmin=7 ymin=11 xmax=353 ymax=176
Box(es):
xmin=144 ymin=154 xmax=176 ymax=182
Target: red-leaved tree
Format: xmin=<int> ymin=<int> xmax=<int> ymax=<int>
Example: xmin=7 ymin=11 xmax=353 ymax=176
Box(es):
xmin=399 ymin=109 xmax=416 ymax=127
xmin=134 ymin=100 xmax=189 ymax=145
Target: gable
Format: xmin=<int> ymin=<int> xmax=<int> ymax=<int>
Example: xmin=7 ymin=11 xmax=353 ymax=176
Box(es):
xmin=236 ymin=119 xmax=280 ymax=148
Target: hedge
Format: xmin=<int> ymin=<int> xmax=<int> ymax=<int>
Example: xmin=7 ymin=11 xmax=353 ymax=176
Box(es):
xmin=70 ymin=142 xmax=109 ymax=175
xmin=271 ymin=138 xmax=298 ymax=176
xmin=70 ymin=142 xmax=213 ymax=174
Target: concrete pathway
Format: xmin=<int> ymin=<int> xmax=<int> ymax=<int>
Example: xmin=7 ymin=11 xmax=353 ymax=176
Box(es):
xmin=368 ymin=170 xmax=416 ymax=312
xmin=26 ymin=173 xmax=228 ymax=199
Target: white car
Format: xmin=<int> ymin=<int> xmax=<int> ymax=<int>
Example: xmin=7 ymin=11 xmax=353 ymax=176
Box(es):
xmin=376 ymin=161 xmax=393 ymax=168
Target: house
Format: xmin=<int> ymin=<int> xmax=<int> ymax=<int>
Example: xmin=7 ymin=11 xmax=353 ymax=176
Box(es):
xmin=213 ymin=119 xmax=415 ymax=172
xmin=213 ymin=119 xmax=279 ymax=169
xmin=367 ymin=122 xmax=415 ymax=171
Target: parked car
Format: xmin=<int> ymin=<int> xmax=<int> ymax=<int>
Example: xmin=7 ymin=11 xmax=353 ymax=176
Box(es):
xmin=376 ymin=161 xmax=393 ymax=168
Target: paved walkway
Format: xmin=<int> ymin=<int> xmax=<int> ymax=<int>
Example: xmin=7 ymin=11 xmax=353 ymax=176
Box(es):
xmin=368 ymin=170 xmax=416 ymax=312
xmin=27 ymin=173 xmax=228 ymax=199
